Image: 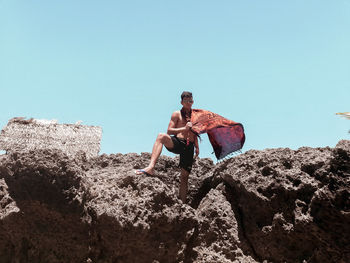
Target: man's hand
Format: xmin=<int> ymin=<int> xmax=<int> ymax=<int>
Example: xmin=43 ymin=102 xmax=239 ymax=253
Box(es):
xmin=185 ymin=122 xmax=193 ymax=131
xmin=194 ymin=147 xmax=199 ymax=159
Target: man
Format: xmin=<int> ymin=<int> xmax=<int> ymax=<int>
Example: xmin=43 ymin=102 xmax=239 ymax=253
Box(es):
xmin=135 ymin=91 xmax=199 ymax=203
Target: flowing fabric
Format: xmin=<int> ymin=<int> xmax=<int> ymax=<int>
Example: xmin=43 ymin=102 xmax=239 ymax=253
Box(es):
xmin=190 ymin=109 xmax=245 ymax=160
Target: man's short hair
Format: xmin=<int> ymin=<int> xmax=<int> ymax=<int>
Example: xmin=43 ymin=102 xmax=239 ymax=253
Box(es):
xmin=181 ymin=91 xmax=193 ymax=101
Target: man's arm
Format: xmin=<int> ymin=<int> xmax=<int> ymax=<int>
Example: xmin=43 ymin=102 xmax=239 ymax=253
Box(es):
xmin=167 ymin=112 xmax=191 ymax=135
xmin=194 ymin=135 xmax=199 ymax=158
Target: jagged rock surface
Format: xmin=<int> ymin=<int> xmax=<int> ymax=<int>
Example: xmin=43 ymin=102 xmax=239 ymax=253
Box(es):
xmin=218 ymin=140 xmax=350 ymax=263
xmin=0 ymin=141 xmax=349 ymax=263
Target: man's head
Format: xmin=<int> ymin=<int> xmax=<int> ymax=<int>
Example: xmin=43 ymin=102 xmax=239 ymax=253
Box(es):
xmin=181 ymin=91 xmax=194 ymax=109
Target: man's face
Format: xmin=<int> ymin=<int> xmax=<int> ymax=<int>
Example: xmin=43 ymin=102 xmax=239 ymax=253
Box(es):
xmin=181 ymin=97 xmax=194 ymax=109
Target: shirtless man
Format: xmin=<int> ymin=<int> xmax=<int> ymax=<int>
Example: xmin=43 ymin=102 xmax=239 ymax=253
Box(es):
xmin=135 ymin=91 xmax=199 ymax=203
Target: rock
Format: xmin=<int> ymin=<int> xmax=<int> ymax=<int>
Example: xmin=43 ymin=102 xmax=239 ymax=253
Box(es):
xmin=191 ymin=186 xmax=257 ymax=263
xmin=218 ymin=144 xmax=350 ymax=262
xmin=0 ymin=149 xmax=89 ymax=262
xmin=84 ymin=157 xmax=198 ymax=262
xmin=0 ymin=141 xmax=349 ymax=262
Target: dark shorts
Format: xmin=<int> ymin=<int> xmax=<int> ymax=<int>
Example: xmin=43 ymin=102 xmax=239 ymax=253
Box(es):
xmin=165 ymin=136 xmax=194 ymax=173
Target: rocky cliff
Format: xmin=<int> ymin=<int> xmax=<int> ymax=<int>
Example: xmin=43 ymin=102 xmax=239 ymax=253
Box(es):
xmin=0 ymin=141 xmax=349 ymax=263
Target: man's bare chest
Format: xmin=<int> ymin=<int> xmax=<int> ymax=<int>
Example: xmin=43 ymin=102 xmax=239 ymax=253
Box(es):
xmin=176 ymin=115 xmax=187 ymax=128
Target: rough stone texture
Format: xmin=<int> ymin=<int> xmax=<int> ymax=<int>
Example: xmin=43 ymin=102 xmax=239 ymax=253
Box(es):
xmin=0 ymin=150 xmax=90 ymax=262
xmin=0 ymin=118 xmax=102 ymax=159
xmin=218 ymin=140 xmax=350 ymax=262
xmin=191 ymin=187 xmax=256 ymax=263
xmin=0 ymin=140 xmax=349 ymax=262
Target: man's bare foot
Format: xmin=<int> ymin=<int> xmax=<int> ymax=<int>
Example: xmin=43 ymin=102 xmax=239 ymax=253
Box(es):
xmin=135 ymin=167 xmax=154 ymax=176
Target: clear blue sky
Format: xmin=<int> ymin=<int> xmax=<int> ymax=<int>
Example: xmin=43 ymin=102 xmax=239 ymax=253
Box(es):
xmin=1 ymin=0 xmax=349 ymax=160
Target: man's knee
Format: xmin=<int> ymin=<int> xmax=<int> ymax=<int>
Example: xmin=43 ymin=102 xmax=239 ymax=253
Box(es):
xmin=157 ymin=133 xmax=170 ymax=143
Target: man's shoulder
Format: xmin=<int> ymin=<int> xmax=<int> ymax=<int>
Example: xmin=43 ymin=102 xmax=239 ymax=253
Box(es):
xmin=171 ymin=110 xmax=181 ymax=119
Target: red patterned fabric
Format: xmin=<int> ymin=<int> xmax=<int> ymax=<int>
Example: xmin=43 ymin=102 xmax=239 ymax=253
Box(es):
xmin=190 ymin=109 xmax=245 ymax=160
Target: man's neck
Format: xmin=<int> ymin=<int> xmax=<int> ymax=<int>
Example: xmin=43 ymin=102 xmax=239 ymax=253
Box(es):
xmin=181 ymin=107 xmax=192 ymax=123
xmin=181 ymin=107 xmax=192 ymax=112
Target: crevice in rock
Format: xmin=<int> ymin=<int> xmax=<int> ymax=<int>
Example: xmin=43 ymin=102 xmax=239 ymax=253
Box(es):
xmin=223 ymin=183 xmax=261 ymax=262
xmin=190 ymin=175 xmax=222 ymax=209
xmin=19 ymin=238 xmax=29 ymax=263
xmin=183 ymin=226 xmax=199 ymax=263
xmin=189 ymin=161 xmax=230 ymax=209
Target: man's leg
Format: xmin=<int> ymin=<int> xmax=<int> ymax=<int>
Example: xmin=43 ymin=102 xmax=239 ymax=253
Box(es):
xmin=179 ymin=168 xmax=190 ymax=203
xmin=178 ymin=145 xmax=194 ymax=203
xmin=135 ymin=133 xmax=174 ymax=175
